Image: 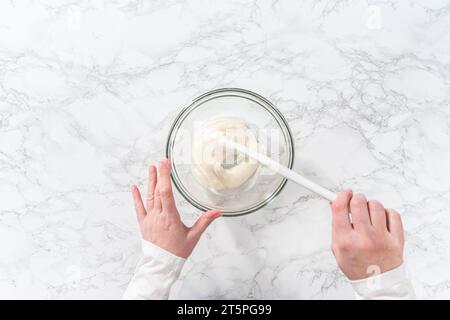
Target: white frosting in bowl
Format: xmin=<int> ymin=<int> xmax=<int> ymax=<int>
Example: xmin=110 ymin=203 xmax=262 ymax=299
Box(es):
xmin=191 ymin=117 xmax=261 ymax=192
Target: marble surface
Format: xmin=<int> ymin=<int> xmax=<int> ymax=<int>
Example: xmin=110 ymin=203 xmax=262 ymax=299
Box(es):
xmin=0 ymin=0 xmax=449 ymax=299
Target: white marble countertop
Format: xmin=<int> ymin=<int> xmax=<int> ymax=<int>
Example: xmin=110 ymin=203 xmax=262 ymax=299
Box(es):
xmin=0 ymin=0 xmax=449 ymax=299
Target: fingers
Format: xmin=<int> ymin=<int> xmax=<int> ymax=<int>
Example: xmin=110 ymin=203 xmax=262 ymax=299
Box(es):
xmin=154 ymin=180 xmax=162 ymax=212
xmin=147 ymin=165 xmax=157 ymax=210
xmin=331 ymin=190 xmax=353 ymax=236
xmin=350 ymin=193 xmax=372 ymax=232
xmin=131 ymin=185 xmax=146 ymax=223
xmin=368 ymin=200 xmax=387 ymax=232
xmin=386 ymin=209 xmax=404 ymax=242
xmin=189 ymin=210 xmax=222 ymax=240
xmin=158 ymin=159 xmax=177 ymax=213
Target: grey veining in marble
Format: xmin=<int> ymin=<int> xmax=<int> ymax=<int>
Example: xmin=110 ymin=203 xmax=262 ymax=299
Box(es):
xmin=0 ymin=0 xmax=449 ymax=299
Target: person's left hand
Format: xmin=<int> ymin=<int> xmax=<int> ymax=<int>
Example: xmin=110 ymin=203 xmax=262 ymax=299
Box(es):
xmin=131 ymin=158 xmax=222 ymax=258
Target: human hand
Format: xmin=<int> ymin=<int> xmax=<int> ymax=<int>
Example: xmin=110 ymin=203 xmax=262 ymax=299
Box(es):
xmin=131 ymin=158 xmax=222 ymax=258
xmin=330 ymin=190 xmax=404 ymax=280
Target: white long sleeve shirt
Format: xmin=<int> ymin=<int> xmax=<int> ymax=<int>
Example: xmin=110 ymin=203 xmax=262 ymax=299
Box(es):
xmin=123 ymin=240 xmax=415 ymax=300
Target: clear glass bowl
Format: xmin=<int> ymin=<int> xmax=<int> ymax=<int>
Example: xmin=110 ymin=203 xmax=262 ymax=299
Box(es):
xmin=166 ymin=88 xmax=294 ymax=217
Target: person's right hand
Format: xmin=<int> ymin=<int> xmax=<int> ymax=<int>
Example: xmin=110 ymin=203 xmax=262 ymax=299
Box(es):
xmin=131 ymin=158 xmax=222 ymax=258
xmin=330 ymin=190 xmax=404 ymax=280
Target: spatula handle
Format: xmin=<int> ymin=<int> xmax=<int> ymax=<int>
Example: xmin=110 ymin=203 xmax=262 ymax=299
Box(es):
xmin=222 ymin=138 xmax=337 ymax=202
xmin=275 ymin=164 xmax=337 ymax=202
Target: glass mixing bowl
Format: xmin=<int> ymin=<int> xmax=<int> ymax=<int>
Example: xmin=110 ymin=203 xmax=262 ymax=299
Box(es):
xmin=166 ymin=88 xmax=294 ymax=216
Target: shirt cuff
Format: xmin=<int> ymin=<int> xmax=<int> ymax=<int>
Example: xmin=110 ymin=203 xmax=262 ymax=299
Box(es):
xmin=122 ymin=240 xmax=186 ymax=300
xmin=350 ymin=263 xmax=414 ymax=299
xmin=141 ymin=239 xmax=186 ymax=267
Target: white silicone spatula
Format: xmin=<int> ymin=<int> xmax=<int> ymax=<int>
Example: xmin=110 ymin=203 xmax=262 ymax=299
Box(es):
xmin=220 ymin=137 xmax=337 ymax=202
